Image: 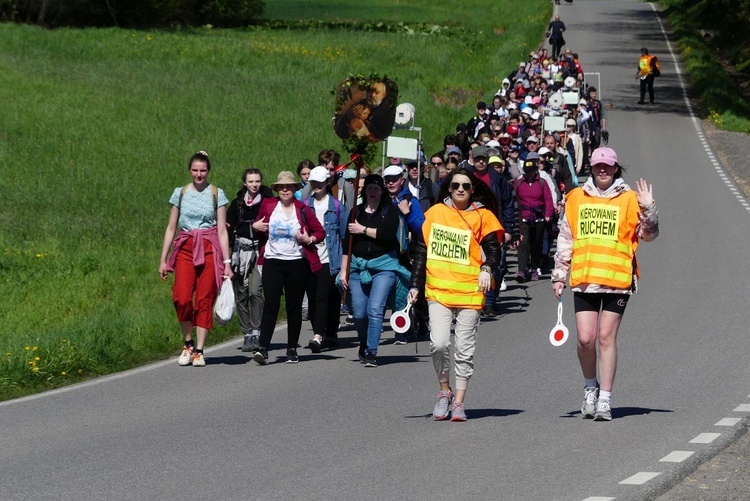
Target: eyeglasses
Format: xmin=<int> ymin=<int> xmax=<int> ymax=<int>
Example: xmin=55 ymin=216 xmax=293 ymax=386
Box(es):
xmin=450 ymin=182 xmax=473 ymax=191
xmin=408 ymin=165 xmax=420 ymax=170
xmin=383 ymin=176 xmax=402 ymax=184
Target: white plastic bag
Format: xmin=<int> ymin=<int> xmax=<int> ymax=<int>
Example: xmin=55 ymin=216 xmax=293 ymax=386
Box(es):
xmin=213 ymin=277 xmax=235 ymax=325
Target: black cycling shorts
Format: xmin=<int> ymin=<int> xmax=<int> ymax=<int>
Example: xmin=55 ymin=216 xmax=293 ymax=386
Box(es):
xmin=573 ymin=292 xmax=629 ymax=315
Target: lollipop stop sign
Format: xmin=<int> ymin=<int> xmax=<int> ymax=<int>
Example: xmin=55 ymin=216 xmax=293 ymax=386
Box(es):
xmin=549 ymin=298 xmax=569 ymax=346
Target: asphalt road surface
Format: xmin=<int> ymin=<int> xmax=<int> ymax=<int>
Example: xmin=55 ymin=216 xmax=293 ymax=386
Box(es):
xmin=3 ymin=1 xmax=750 ymax=500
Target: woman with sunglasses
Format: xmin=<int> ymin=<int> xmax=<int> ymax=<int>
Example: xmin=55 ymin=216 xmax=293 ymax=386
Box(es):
xmin=251 ymin=171 xmax=325 ymax=365
xmin=552 ymin=148 xmax=658 ymax=421
xmin=408 ymin=168 xmax=503 ymax=421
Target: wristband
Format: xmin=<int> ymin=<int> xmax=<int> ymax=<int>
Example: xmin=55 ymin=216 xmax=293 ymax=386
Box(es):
xmin=223 ymin=259 xmax=231 ymax=264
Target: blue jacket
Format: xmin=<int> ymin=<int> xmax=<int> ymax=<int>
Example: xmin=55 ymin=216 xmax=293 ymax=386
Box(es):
xmin=466 ymin=165 xmax=517 ymax=236
xmin=393 ymin=186 xmax=425 ymax=239
xmin=306 ymin=195 xmax=349 ymax=275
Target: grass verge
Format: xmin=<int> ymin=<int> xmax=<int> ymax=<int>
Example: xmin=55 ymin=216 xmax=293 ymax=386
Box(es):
xmin=659 ymin=0 xmax=750 ymax=133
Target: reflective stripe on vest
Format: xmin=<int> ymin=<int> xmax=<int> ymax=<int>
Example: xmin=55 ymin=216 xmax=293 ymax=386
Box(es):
xmin=427 ymin=289 xmax=486 ymax=308
xmin=427 ymin=259 xmax=481 ymax=276
xmin=427 ymin=275 xmax=478 ymax=293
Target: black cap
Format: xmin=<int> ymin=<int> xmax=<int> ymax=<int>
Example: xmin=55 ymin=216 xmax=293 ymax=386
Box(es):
xmin=362 ymin=174 xmax=385 ymax=191
xmin=477 ymin=101 xmax=487 ymax=110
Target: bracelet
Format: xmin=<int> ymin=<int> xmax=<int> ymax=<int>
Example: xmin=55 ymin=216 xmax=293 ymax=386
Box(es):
xmin=363 ymin=226 xmax=367 ymax=235
xmin=480 ymin=265 xmax=491 ymax=273
xmin=223 ymin=259 xmax=231 ymax=264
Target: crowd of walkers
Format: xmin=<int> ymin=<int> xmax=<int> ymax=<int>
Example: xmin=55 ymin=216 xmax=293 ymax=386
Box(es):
xmin=158 ymin=26 xmax=659 ymax=422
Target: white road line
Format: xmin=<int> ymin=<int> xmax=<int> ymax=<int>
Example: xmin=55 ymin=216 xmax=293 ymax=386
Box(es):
xmin=619 ymin=472 xmax=661 ymax=485
xmin=659 ymin=450 xmax=695 ymax=463
xmin=649 ymin=2 xmax=750 ymax=214
xmin=715 ymin=417 xmax=742 ymax=426
xmin=734 ymin=403 xmax=750 ymax=412
xmin=689 ymin=433 xmax=721 ymax=444
xmin=582 ymin=497 xmax=616 ymax=501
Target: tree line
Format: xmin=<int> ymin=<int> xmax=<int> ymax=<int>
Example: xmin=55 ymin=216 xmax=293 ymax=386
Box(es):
xmin=0 ymin=0 xmax=265 ymax=28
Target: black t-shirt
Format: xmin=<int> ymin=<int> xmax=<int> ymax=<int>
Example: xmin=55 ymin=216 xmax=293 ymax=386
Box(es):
xmin=345 ymin=202 xmax=399 ymax=260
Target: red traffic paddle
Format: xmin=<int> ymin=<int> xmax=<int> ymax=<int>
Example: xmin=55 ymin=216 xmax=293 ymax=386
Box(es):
xmin=549 ymin=298 xmax=570 ymax=347
xmin=390 ymin=303 xmax=413 ymax=335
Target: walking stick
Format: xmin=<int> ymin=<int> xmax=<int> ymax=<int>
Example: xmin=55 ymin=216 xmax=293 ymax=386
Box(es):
xmin=339 ymin=153 xmax=364 ymax=306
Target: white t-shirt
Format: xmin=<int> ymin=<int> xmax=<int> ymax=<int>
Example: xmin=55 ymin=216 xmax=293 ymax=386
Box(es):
xmin=313 ymin=196 xmax=330 ymax=264
xmin=407 ymin=182 xmax=419 ymax=198
xmin=264 ymin=202 xmax=303 ymax=260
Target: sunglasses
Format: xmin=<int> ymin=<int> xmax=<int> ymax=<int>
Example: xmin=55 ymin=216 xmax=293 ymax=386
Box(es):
xmin=383 ymin=176 xmax=402 ymax=184
xmin=276 ymin=184 xmax=296 ymax=191
xmin=431 ymin=161 xmax=443 ymax=166
xmin=450 ymin=182 xmax=473 ymax=191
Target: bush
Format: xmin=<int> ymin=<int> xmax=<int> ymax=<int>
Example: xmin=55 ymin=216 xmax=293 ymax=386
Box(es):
xmin=0 ymin=0 xmax=266 ymax=27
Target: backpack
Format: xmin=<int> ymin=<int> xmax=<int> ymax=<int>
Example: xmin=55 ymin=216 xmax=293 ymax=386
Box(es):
xmin=652 ymin=56 xmax=661 ymax=77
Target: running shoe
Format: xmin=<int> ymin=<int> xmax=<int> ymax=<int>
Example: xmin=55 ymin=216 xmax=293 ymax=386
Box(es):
xmin=286 ymin=348 xmax=299 ymax=364
xmin=363 ymin=355 xmax=377 ymax=367
xmin=191 ymin=352 xmax=206 ymax=367
xmin=450 ymin=401 xmax=467 ymax=422
xmin=516 ymin=271 xmax=527 ymax=283
xmin=241 ymin=335 xmax=255 ymax=352
xmin=344 ymin=314 xmax=355 ymax=326
xmin=178 ymin=346 xmax=194 ymax=366
xmin=499 ymin=279 xmax=507 ymax=292
xmin=308 ymin=338 xmax=322 ymax=353
xmin=581 ymin=386 xmax=599 ymax=418
xmin=594 ymin=399 xmax=612 ymax=421
xmin=321 ymin=337 xmax=339 ymax=350
xmin=394 ymin=333 xmax=408 ymax=345
xmin=482 ymin=304 xmax=497 ymax=317
xmin=358 ymin=345 xmax=366 ymax=363
xmin=433 ymin=390 xmax=454 ymax=420
xmin=531 ymin=269 xmax=539 ymax=281
xmin=253 ymin=347 xmax=268 ymax=366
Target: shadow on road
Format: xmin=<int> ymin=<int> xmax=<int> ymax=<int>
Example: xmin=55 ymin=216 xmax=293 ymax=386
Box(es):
xmin=560 ymin=406 xmax=673 ymax=419
xmin=404 ymin=408 xmax=524 ymax=420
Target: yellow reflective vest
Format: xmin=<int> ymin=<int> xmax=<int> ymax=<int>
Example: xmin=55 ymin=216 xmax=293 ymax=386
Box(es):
xmin=639 ymin=55 xmax=655 ymax=77
xmin=422 ymin=203 xmax=503 ymax=309
xmin=564 ymin=187 xmax=640 ymax=290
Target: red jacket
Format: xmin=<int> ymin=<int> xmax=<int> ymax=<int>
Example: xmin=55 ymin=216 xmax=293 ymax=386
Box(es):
xmin=256 ymin=198 xmax=326 ymax=273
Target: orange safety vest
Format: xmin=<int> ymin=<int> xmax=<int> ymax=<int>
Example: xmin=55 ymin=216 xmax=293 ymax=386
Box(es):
xmin=422 ymin=203 xmax=503 ymax=309
xmin=564 ymin=187 xmax=640 ymax=289
xmin=639 ymin=55 xmax=655 ymax=77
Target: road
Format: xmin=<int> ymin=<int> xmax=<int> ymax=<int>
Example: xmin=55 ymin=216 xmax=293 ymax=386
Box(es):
xmin=3 ymin=1 xmax=750 ymax=500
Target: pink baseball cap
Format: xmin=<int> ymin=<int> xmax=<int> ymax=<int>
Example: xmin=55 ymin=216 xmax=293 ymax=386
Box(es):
xmin=590 ymin=147 xmax=618 ymax=166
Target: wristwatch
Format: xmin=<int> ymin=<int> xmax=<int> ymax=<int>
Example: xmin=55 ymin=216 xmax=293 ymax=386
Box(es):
xmin=480 ymin=265 xmax=491 ymax=273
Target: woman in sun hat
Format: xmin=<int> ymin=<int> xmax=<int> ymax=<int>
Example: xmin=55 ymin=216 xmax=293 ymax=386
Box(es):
xmin=551 ymin=147 xmax=659 ymax=421
xmin=159 ymin=150 xmax=233 ymax=367
xmin=408 ymin=168 xmax=503 ymax=421
xmin=251 ymin=171 xmax=325 ymax=365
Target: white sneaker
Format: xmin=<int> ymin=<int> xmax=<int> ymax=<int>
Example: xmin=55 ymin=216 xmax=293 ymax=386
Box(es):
xmin=499 ymin=279 xmax=507 ymax=292
xmin=178 ymin=346 xmax=194 ymax=366
xmin=594 ymin=399 xmax=612 ymax=421
xmin=191 ymin=352 xmax=206 ymax=367
xmin=581 ymin=386 xmax=599 ymax=418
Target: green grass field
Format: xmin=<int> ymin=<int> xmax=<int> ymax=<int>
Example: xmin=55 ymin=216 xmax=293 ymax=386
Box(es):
xmin=0 ymin=0 xmax=551 ymax=400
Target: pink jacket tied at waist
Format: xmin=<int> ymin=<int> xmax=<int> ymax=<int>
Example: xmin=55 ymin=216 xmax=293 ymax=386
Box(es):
xmin=166 ymin=226 xmax=226 ymax=292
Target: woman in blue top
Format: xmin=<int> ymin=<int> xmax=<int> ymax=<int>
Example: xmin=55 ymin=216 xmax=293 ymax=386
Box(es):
xmin=159 ymin=151 xmax=233 ymax=367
